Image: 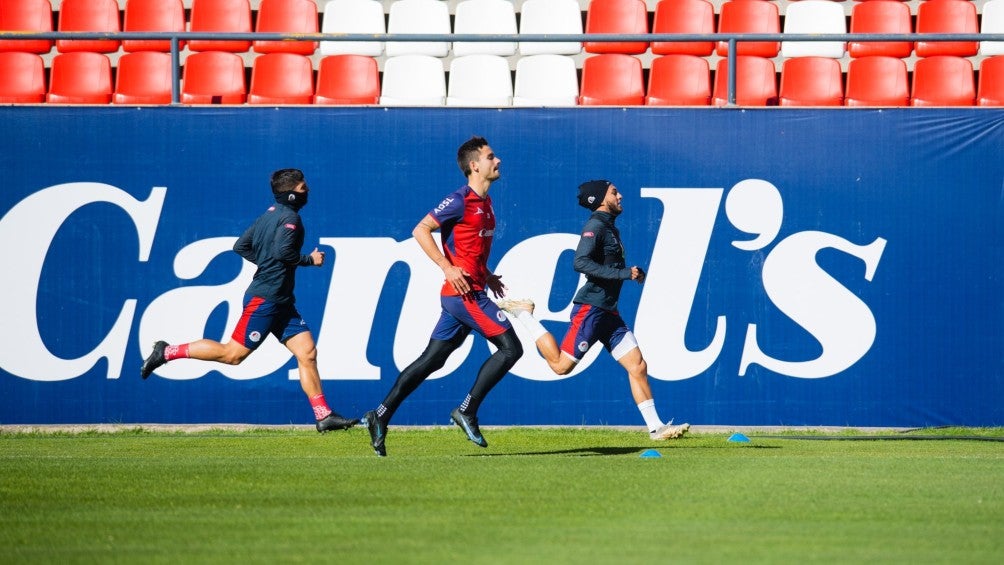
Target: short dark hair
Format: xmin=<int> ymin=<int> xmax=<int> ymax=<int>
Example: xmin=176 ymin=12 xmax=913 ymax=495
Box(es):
xmin=270 ymin=168 xmax=305 ymax=194
xmin=457 ymin=136 xmax=489 ymax=176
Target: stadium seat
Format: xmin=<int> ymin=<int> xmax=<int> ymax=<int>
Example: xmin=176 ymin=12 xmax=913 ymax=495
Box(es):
xmin=0 ymin=0 xmax=53 ymax=54
xmin=584 ymin=0 xmax=650 ymax=55
xmin=977 ymin=56 xmax=1004 ymax=106
xmin=46 ymin=52 xmax=112 ymax=104
xmin=320 ymin=0 xmax=385 ymax=57
xmin=844 ymin=56 xmax=909 ymax=106
xmin=781 ymin=0 xmax=846 ymax=59
xmin=248 ymin=53 xmax=314 ymax=105
xmin=778 ymin=57 xmax=843 ymax=106
xmin=380 ymin=54 xmax=446 ymax=106
xmin=712 ymin=56 xmax=777 ymax=106
xmin=651 ymin=0 xmax=714 ymax=57
xmin=716 ymin=0 xmax=780 ymax=58
xmin=911 ymin=56 xmax=975 ymax=106
xmin=447 ymin=54 xmax=513 ymax=106
xmin=578 ymin=54 xmax=645 ymax=106
xmin=848 ymin=0 xmax=913 ymax=59
xmin=113 ymin=51 xmax=174 ymax=104
xmin=645 ymin=54 xmax=711 ymax=106
xmin=188 ymin=0 xmax=252 ymax=53
xmin=55 ymin=0 xmax=120 ymax=54
xmin=181 ymin=51 xmax=247 ymax=104
xmin=384 ymin=0 xmax=451 ymax=58
xmin=981 ymin=0 xmax=1004 ymax=56
xmin=915 ymin=0 xmax=978 ymax=57
xmin=253 ymin=0 xmax=318 ymax=55
xmin=123 ymin=0 xmax=186 ymax=53
xmin=0 ymin=51 xmax=46 ymax=103
xmin=314 ymin=54 xmax=380 ymax=105
xmin=518 ymin=0 xmax=583 ymax=56
xmin=452 ymin=0 xmax=518 ymax=57
xmin=512 ymin=54 xmax=579 ymax=107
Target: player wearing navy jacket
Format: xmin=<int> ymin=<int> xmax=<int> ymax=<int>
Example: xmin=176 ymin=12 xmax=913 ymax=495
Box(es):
xmin=499 ymin=180 xmax=689 ymax=440
xmin=362 ymin=137 xmax=523 ymax=457
xmin=140 ymin=169 xmax=357 ymax=433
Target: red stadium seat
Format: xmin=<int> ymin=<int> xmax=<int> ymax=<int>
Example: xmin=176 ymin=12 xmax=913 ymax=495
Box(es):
xmin=0 ymin=0 xmax=53 ymax=54
xmin=578 ymin=54 xmax=644 ymax=105
xmin=181 ymin=51 xmax=247 ymax=104
xmin=315 ymin=54 xmax=380 ymax=105
xmin=55 ymin=0 xmax=121 ymax=54
xmin=46 ymin=52 xmax=112 ymax=104
xmin=248 ymin=53 xmax=314 ymax=105
xmin=0 ymin=51 xmax=46 ymax=103
xmin=113 ymin=51 xmax=174 ymax=104
xmin=651 ymin=0 xmax=714 ymax=56
xmin=645 ymin=54 xmax=711 ymax=106
xmin=716 ymin=0 xmax=780 ymax=58
xmin=915 ymin=0 xmax=978 ymax=57
xmin=778 ymin=57 xmax=843 ymax=106
xmin=252 ymin=0 xmax=318 ymax=55
xmin=712 ymin=56 xmax=777 ymax=106
xmin=911 ymin=56 xmax=975 ymax=106
xmin=977 ymin=56 xmax=1004 ymax=106
xmin=123 ymin=0 xmax=186 ymax=53
xmin=584 ymin=0 xmax=650 ymax=55
xmin=188 ymin=0 xmax=252 ymax=53
xmin=844 ymin=56 xmax=909 ymax=106
xmin=849 ymin=0 xmax=913 ymax=58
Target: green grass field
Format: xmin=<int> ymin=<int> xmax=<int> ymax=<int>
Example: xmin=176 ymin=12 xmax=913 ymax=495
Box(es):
xmin=2 ymin=427 xmax=1002 ymax=564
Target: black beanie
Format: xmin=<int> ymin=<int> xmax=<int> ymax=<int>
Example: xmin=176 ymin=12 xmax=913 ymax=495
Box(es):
xmin=578 ymin=180 xmax=611 ymax=211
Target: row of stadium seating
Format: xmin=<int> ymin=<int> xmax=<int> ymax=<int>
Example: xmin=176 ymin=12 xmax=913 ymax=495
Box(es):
xmin=2 ymin=0 xmax=1002 ymax=105
xmin=5 ymin=50 xmax=1002 ymax=105
xmin=2 ymin=0 xmax=1001 ymax=59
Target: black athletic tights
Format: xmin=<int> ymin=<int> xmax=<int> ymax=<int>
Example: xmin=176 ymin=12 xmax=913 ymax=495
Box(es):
xmin=378 ymin=327 xmax=523 ymax=423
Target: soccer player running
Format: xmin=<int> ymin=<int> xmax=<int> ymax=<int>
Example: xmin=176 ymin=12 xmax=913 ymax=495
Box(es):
xmin=362 ymin=136 xmax=523 ymax=457
xmin=140 ymin=168 xmax=358 ymax=433
xmin=499 ymin=180 xmax=689 ymax=440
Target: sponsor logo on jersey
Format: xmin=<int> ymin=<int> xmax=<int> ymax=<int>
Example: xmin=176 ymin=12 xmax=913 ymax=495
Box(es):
xmin=249 ymin=331 xmax=262 ymax=343
xmin=434 ymin=197 xmax=454 ymax=214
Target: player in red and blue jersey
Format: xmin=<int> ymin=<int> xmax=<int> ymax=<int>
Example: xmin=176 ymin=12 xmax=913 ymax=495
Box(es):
xmin=139 ymin=169 xmax=357 ymax=433
xmin=499 ymin=180 xmax=689 ymax=441
xmin=362 ymin=137 xmax=523 ymax=457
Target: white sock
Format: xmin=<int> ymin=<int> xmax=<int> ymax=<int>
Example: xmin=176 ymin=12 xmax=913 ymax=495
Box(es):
xmin=637 ymin=399 xmax=663 ymax=432
xmin=515 ymin=310 xmax=549 ymax=342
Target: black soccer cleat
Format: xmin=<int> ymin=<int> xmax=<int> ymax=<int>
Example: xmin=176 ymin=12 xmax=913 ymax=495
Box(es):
xmin=140 ymin=340 xmax=169 ymax=379
xmin=362 ymin=410 xmax=387 ymax=457
xmin=315 ymin=412 xmax=359 ymax=433
xmin=450 ymin=407 xmax=487 ymax=448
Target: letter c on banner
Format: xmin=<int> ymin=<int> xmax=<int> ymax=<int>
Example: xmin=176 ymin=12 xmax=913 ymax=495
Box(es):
xmin=0 ymin=183 xmax=165 ymax=381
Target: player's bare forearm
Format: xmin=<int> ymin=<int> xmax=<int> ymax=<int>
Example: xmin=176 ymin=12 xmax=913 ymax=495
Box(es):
xmin=414 ymin=215 xmax=470 ymax=294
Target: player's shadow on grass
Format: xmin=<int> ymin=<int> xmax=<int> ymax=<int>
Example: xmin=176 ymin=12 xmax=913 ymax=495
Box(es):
xmin=469 ymin=444 xmax=780 ymax=457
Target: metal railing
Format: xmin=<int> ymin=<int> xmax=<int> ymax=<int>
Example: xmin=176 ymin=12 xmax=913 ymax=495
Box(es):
xmin=2 ymin=31 xmax=1002 ymax=105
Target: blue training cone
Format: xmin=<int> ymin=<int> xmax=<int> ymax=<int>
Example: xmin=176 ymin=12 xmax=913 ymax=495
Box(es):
xmin=728 ymin=433 xmax=751 ymax=443
xmin=640 ymin=449 xmax=662 ymax=458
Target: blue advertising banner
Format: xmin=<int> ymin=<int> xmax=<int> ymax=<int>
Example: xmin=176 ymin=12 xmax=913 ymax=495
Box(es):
xmin=1 ymin=107 xmax=1001 ymax=426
